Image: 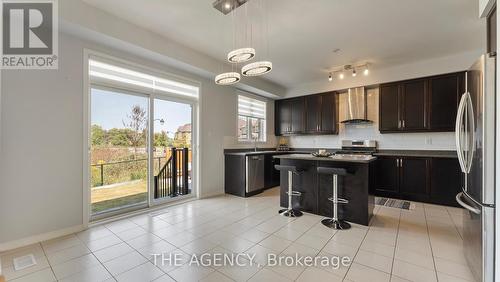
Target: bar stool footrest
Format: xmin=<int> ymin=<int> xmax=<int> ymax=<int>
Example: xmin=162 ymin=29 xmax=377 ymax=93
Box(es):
xmin=287 ymin=191 xmax=302 ymax=197
xmin=327 ymin=197 xmax=349 ymax=204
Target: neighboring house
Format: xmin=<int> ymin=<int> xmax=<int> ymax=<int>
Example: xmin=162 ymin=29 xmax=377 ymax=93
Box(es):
xmin=174 ymin=123 xmax=191 ymax=147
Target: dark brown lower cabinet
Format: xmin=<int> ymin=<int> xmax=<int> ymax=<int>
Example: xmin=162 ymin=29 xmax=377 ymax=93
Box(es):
xmin=374 ymin=157 xmax=399 ymax=196
xmin=399 ymin=157 xmax=429 ymax=202
xmin=374 ymin=155 xmax=460 ymax=207
xmin=430 ymin=158 xmax=462 ymax=207
xmin=264 ymin=154 xmax=280 ymax=188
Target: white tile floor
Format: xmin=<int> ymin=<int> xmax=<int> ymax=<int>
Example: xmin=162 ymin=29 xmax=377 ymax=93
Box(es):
xmin=0 ymin=188 xmax=474 ymax=282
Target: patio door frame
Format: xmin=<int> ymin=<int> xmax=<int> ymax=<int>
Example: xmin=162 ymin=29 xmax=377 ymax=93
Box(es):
xmin=83 ymin=49 xmax=200 ymax=226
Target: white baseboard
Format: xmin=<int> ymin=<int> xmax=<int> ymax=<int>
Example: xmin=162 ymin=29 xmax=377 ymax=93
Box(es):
xmin=0 ymin=225 xmax=84 ymax=253
xmin=199 ymin=190 xmax=224 ymax=199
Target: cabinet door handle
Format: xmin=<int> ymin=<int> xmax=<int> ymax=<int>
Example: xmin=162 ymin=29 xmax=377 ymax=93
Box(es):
xmin=402 ymin=120 xmax=405 ymax=128
xmin=398 ymin=120 xmax=401 ymax=129
xmin=400 ymin=158 xmax=403 ymax=167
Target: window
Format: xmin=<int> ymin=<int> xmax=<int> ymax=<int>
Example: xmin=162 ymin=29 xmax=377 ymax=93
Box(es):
xmin=89 ymin=58 xmax=199 ymax=99
xmin=238 ymin=95 xmax=266 ymax=142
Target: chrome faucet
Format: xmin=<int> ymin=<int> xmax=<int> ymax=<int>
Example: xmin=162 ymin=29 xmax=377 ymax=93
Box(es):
xmin=253 ymin=136 xmax=258 ymax=152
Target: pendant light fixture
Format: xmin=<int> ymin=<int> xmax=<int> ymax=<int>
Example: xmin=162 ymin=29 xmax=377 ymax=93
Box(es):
xmin=242 ymin=61 xmax=272 ymax=76
xmin=241 ymin=0 xmax=272 ymax=77
xmin=215 ymin=72 xmax=241 ymax=85
xmin=227 ymin=47 xmax=255 ymax=63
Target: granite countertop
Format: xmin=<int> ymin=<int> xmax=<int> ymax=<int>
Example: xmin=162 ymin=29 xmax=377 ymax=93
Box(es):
xmin=224 ymin=150 xmax=312 ymax=156
xmin=374 ymin=150 xmax=457 ymax=158
xmin=225 ymin=148 xmax=457 ymax=158
xmin=273 ymin=153 xmax=376 ymax=163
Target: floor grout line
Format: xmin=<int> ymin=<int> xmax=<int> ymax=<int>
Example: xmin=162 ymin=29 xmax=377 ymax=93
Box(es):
xmin=423 ymin=204 xmax=440 ymax=282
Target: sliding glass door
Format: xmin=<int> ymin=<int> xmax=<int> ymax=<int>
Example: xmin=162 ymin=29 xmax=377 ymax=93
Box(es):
xmin=152 ymin=98 xmax=193 ymax=203
xmin=87 ymin=56 xmax=199 ymax=221
xmin=90 ymin=87 xmax=149 ymax=217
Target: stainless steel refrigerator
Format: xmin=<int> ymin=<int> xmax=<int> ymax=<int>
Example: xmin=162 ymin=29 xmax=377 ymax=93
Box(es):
xmin=455 ymin=53 xmax=496 ymax=282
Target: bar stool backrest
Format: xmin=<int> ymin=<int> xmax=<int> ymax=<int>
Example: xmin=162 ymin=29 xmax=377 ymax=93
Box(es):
xmin=317 ymin=167 xmax=347 ymax=176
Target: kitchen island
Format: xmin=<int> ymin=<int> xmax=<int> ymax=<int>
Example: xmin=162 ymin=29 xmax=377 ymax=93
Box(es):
xmin=273 ymin=154 xmax=377 ymax=226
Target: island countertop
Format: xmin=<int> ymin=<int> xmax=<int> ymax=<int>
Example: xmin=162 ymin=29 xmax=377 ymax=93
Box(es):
xmin=273 ymin=153 xmax=377 ymax=163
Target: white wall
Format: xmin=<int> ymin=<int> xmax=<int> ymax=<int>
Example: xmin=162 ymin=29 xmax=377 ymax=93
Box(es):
xmin=0 ymin=31 xmax=272 ymax=247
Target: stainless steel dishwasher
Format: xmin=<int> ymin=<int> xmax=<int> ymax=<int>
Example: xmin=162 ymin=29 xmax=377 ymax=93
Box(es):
xmin=246 ymin=155 xmax=265 ymax=193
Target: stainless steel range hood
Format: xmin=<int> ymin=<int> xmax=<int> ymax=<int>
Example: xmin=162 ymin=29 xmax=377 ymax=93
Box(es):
xmin=340 ymin=87 xmax=373 ymax=124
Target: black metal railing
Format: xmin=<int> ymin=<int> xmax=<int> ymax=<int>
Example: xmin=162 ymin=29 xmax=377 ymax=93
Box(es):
xmin=91 ymin=156 xmax=167 ymax=187
xmin=154 ymin=147 xmax=190 ymax=199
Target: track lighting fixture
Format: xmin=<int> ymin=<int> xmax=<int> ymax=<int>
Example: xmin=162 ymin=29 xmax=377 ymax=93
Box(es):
xmin=327 ymin=63 xmax=371 ymax=82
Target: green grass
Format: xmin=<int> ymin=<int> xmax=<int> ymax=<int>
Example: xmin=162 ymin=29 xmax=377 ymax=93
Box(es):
xmin=91 ymin=192 xmax=148 ymax=214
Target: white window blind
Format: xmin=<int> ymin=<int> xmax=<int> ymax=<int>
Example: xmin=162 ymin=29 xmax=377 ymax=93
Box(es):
xmin=89 ymin=58 xmax=199 ymax=99
xmin=238 ymin=95 xmax=266 ymax=119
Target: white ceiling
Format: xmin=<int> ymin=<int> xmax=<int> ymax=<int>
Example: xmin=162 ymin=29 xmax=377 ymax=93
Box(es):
xmin=82 ymin=0 xmax=484 ymax=88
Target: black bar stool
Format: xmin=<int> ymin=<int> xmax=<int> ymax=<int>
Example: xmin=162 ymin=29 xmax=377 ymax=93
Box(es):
xmin=317 ymin=167 xmax=350 ymax=230
xmin=274 ymin=165 xmax=304 ymax=217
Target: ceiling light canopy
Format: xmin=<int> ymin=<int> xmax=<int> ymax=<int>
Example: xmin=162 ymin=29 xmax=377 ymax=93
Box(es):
xmin=227 ymin=47 xmax=256 ymax=63
xmin=242 ymin=61 xmax=273 ymax=76
xmin=215 ymin=72 xmax=241 ymax=85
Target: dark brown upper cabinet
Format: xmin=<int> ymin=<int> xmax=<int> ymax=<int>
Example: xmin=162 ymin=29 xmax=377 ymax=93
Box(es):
xmin=379 ymin=72 xmax=465 ymax=133
xmin=275 ymin=97 xmax=305 ymax=135
xmin=275 ymin=99 xmax=291 ymax=135
xmin=305 ymin=95 xmax=321 ymax=133
xmin=304 ymin=92 xmax=338 ymax=134
xmin=276 ymin=93 xmax=337 ymax=136
xmin=379 ymin=84 xmax=401 ymax=131
xmin=401 ymin=79 xmax=427 ymax=130
xmin=290 ymin=97 xmax=305 ymax=133
xmin=428 ymin=73 xmax=465 ymax=131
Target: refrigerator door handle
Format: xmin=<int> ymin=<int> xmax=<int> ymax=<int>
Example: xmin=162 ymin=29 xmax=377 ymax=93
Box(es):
xmin=455 ymin=92 xmax=468 ymax=173
xmin=456 ymin=192 xmax=481 ymax=215
xmin=465 ymin=93 xmax=475 ymax=174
